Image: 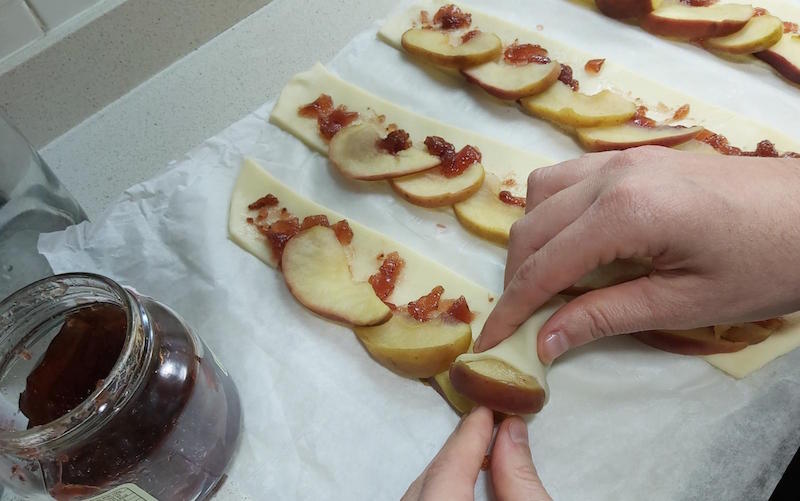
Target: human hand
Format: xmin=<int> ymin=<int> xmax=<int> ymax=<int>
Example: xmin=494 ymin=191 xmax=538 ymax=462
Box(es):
xmin=402 ymin=406 xmax=551 ymax=501
xmin=475 ymin=146 xmax=800 ymax=362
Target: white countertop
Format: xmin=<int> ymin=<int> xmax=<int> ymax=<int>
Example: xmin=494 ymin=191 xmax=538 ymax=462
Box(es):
xmin=39 ymin=0 xmax=396 ymax=219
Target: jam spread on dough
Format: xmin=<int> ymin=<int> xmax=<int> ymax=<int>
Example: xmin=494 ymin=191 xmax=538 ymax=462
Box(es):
xmin=631 ymin=106 xmax=657 ymax=128
xmin=558 ymin=64 xmax=579 ymax=91
xmin=248 ymin=194 xmax=279 ymax=210
xmin=584 ymin=58 xmax=605 ymax=74
xmin=376 ymin=129 xmax=412 ymax=155
xmin=298 ymin=94 xmax=359 ymax=141
xmin=672 ymin=104 xmax=690 ymax=121
xmin=461 ymin=30 xmax=481 ymax=43
xmin=424 ymin=136 xmax=481 ymax=178
xmin=369 ymin=252 xmax=405 ymax=301
xmin=330 ymin=220 xmax=354 ymax=245
xmin=696 ymin=130 xmax=800 ymax=157
xmin=499 ymin=190 xmax=526 ymax=207
xmin=504 ymin=42 xmax=551 ymax=65
xmin=433 ymin=4 xmax=472 ymax=30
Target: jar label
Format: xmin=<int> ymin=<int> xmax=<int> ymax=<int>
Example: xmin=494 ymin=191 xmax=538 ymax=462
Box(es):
xmin=86 ymin=483 xmax=159 ymax=501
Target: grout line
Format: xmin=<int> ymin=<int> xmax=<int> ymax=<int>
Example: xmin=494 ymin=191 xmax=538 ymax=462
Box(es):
xmin=22 ymin=0 xmax=48 ymax=32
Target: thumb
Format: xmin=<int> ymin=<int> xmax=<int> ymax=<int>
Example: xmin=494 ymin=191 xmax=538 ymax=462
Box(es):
xmin=538 ymin=275 xmax=687 ymax=363
xmin=490 ymin=417 xmax=551 ymax=501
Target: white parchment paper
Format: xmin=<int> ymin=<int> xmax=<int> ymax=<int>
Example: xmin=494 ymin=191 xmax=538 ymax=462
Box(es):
xmin=38 ymin=1 xmax=800 ymax=499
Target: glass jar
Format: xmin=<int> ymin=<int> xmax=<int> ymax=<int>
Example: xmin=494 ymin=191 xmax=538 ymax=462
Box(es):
xmin=0 ymin=273 xmax=241 ymax=500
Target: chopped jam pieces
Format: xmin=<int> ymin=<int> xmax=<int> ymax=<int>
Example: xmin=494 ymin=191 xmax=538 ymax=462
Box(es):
xmin=298 ymin=94 xmax=333 ymax=118
xmin=248 ymin=194 xmax=279 ymax=210
xmin=631 ymin=106 xmax=657 ymax=128
xmin=443 ymin=296 xmax=474 ymax=323
xmin=584 ymin=58 xmax=605 ymax=74
xmin=753 ymin=7 xmax=768 ymax=16
xmin=369 ymin=252 xmax=405 ymax=301
xmin=424 ymin=136 xmax=481 ymax=178
xmin=504 ymin=42 xmax=551 ymax=65
xmin=376 ymin=129 xmax=412 ymax=155
xmin=298 ymin=94 xmax=359 ymax=141
xmin=696 ymin=129 xmax=800 ymax=157
xmin=300 ymin=215 xmax=329 ymax=230
xmin=461 ymin=30 xmax=481 ymax=43
xmin=433 ymin=4 xmax=471 ymax=30
xmin=558 ymin=64 xmax=579 ymax=91
xmin=407 ymin=286 xmax=445 ymax=322
xmin=261 ymin=218 xmax=300 ymax=262
xmin=672 ymin=104 xmax=690 ymax=121
xmin=785 ymin=22 xmax=799 ymax=34
xmin=330 ymin=220 xmax=354 ymax=245
xmin=499 ymin=190 xmax=526 ymax=207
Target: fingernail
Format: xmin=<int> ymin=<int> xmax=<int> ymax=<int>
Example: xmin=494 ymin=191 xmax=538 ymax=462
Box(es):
xmin=508 ymin=418 xmax=529 ymax=446
xmin=541 ymin=331 xmax=569 ymax=363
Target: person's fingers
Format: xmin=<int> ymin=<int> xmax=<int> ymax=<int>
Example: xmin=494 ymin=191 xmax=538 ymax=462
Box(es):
xmin=526 ymin=151 xmax=618 ymax=211
xmin=476 ymin=201 xmax=648 ymax=353
xmin=404 ymin=406 xmax=494 ymax=500
xmin=537 ymin=273 xmax=698 ymax=363
xmin=490 ymin=417 xmax=552 ymax=501
xmin=505 ymin=178 xmax=601 ymax=287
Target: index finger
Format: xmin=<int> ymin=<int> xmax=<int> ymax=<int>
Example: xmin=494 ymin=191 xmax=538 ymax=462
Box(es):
xmin=526 ymin=151 xmax=618 ymax=212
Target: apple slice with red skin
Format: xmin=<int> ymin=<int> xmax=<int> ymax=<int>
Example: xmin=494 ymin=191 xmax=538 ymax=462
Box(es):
xmin=641 ymin=3 xmax=754 ymax=39
xmin=453 ymin=173 xmax=524 ymax=245
xmin=462 ymin=59 xmax=561 ymax=100
xmin=635 ymin=318 xmax=782 ymax=355
xmin=577 ymin=123 xmax=703 ymax=151
xmin=429 ymin=369 xmax=477 ymax=415
xmin=595 ymin=0 xmax=663 ymax=19
xmin=450 ymin=299 xmax=564 ymax=415
xmin=354 ymin=311 xmax=472 ymax=378
xmin=519 ymin=82 xmax=637 ymax=128
xmin=390 ymin=161 xmax=485 ymax=208
xmin=401 ymin=28 xmax=503 ymax=68
xmin=703 ymin=14 xmax=783 ymax=54
xmin=755 ymin=33 xmax=800 ymax=84
xmin=282 ymin=226 xmax=391 ymax=326
xmin=328 ymin=123 xmax=440 ymax=180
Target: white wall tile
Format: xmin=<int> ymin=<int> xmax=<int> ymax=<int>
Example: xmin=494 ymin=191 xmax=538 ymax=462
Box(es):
xmin=0 ymin=0 xmax=44 ymax=60
xmin=26 ymin=0 xmax=102 ymax=30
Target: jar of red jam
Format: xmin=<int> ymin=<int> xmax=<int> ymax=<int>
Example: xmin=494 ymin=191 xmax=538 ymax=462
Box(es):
xmin=0 ymin=273 xmax=241 ymax=500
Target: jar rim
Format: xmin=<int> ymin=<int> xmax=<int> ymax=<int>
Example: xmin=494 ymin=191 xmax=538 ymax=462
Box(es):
xmin=0 ymin=272 xmax=149 ymax=452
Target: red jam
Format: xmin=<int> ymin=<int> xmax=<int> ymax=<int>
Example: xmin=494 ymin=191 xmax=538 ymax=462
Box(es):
xmin=753 ymin=7 xmax=768 ymax=16
xmin=369 ymin=252 xmax=405 ymax=301
xmin=558 ymin=64 xmax=579 ymax=91
xmin=673 ymin=104 xmax=690 ymax=121
xmin=461 ymin=29 xmax=481 ymax=43
xmin=424 ymin=136 xmax=480 ymax=178
xmin=407 ymin=286 xmax=444 ymax=322
xmin=248 ymin=194 xmax=279 ymax=210
xmin=504 ymin=42 xmax=551 ymax=65
xmin=376 ymin=129 xmax=412 ymax=155
xmin=785 ymin=22 xmax=799 ymax=34
xmin=298 ymin=94 xmax=359 ymax=141
xmin=433 ymin=4 xmax=471 ymax=30
xmin=442 ymin=296 xmax=474 ymax=324
xmin=330 ymin=220 xmax=354 ymax=245
xmin=499 ymin=190 xmax=526 ymax=207
xmin=261 ymin=218 xmax=300 ymax=261
xmin=696 ymin=129 xmax=800 ymax=157
xmin=584 ymin=58 xmax=605 ymax=74
xmin=419 ymin=10 xmax=430 ymax=25
xmin=300 ymin=214 xmax=329 ymax=230
xmin=632 ymin=106 xmax=657 ymax=128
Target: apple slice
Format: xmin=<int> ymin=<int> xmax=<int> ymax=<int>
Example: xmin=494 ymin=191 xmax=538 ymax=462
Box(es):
xmin=755 ymin=33 xmax=800 ymax=84
xmin=390 ymin=161 xmax=485 ymax=208
xmin=450 ymin=299 xmax=564 ymax=415
xmin=703 ymin=14 xmax=783 ymax=54
xmin=354 ymin=311 xmax=471 ymax=378
xmin=565 ymin=258 xmax=652 ymax=295
xmin=634 ymin=329 xmax=748 ymax=355
xmin=641 ymin=3 xmax=754 ymax=39
xmin=519 ymin=82 xmax=637 ymax=128
xmin=429 ymin=370 xmax=476 ymax=415
xmin=576 ymin=124 xmax=703 ymax=151
xmin=595 ymin=0 xmax=663 ymax=19
xmin=453 ymin=173 xmax=524 ymax=245
xmin=401 ymin=28 xmax=502 ymax=68
xmin=462 ymin=59 xmax=561 ymax=100
xmin=282 ymin=226 xmax=391 ymax=326
xmin=328 ymin=123 xmax=440 ymax=181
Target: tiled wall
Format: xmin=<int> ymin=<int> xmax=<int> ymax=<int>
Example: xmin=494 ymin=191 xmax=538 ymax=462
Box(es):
xmin=0 ymin=0 xmax=101 ymax=60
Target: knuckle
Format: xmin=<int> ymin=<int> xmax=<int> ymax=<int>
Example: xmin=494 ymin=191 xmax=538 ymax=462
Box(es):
xmin=511 ymin=463 xmax=542 ymax=486
xmin=508 ymin=220 xmax=525 ymax=243
xmin=579 ymin=302 xmax=618 ymax=340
